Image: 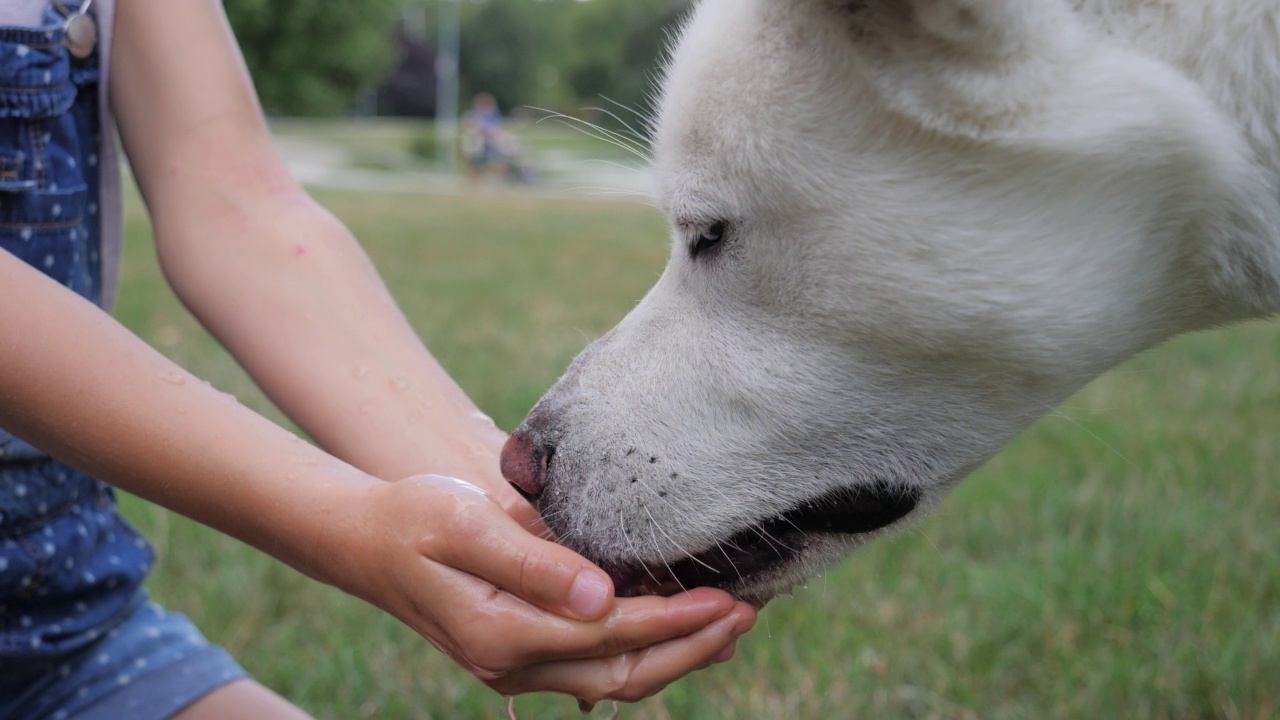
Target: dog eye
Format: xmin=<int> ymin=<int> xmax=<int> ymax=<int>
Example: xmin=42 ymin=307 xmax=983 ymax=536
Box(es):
xmin=691 ymin=221 xmax=728 ymax=258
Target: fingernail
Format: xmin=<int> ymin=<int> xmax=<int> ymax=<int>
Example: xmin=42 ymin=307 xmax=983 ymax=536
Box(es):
xmin=568 ymin=570 xmax=611 ymax=616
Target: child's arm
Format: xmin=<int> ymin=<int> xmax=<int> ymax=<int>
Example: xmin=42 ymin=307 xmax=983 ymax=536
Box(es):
xmin=75 ymin=0 xmax=747 ymax=702
xmin=0 ymin=256 xmax=748 ymax=700
xmin=110 ymin=0 xmax=514 ymax=501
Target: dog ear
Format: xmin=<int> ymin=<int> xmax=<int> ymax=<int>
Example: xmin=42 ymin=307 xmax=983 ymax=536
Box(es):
xmin=829 ymin=0 xmax=1087 ymax=138
xmin=830 ymin=0 xmax=1280 ymax=313
xmin=840 ymin=0 xmax=1063 ymax=50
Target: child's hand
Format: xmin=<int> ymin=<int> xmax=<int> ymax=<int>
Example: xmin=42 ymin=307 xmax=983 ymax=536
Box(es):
xmin=324 ymin=474 xmax=757 ymax=704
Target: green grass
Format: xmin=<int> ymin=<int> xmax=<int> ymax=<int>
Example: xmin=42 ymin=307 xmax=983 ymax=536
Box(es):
xmin=113 ymin=185 xmax=1280 ymax=720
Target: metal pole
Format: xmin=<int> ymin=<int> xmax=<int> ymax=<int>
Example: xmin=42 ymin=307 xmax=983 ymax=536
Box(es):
xmin=435 ymin=0 xmax=461 ymax=172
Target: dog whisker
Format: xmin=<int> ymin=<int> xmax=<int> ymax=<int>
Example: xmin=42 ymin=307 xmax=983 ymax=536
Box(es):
xmin=645 ymin=520 xmax=688 ymax=595
xmin=641 ymin=504 xmax=720 ymax=575
xmin=567 ymin=114 xmax=653 ymax=160
xmin=1014 ymin=389 xmax=1135 ymax=468
xmin=596 ymin=94 xmax=658 ymax=138
xmin=621 ymin=508 xmax=665 ymax=589
xmin=634 ymin=476 xmax=727 ymax=550
xmin=528 ymin=107 xmax=653 ymax=163
xmin=752 ymin=524 xmax=798 ymax=558
xmin=716 ymin=543 xmax=746 ymax=586
xmin=581 ymin=104 xmax=652 ymax=146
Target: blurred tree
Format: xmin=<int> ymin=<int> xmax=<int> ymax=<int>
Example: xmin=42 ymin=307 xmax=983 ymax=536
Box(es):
xmin=559 ymin=0 xmax=691 ymax=129
xmin=224 ymin=0 xmax=401 ymax=116
xmin=377 ymin=27 xmax=438 ymax=118
xmin=221 ymin=0 xmax=692 ymax=122
xmin=456 ymin=0 xmax=560 ymax=115
xmin=449 ymin=0 xmax=689 ymax=126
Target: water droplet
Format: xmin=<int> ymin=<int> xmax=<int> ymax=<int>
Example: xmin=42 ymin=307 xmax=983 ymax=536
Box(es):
xmin=389 ymin=375 xmax=411 ymax=392
xmin=286 ymin=473 xmax=298 ymax=481
xmin=352 ymin=365 xmax=370 ymax=379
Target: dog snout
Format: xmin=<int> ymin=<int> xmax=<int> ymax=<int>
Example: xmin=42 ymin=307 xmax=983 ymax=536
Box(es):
xmin=500 ymin=427 xmax=554 ymax=503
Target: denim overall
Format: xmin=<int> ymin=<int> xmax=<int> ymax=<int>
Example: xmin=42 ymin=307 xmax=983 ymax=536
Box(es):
xmin=1 ymin=6 xmax=245 ymax=719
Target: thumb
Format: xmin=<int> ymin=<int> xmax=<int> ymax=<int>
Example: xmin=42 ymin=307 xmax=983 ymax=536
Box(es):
xmin=437 ymin=496 xmax=614 ymax=620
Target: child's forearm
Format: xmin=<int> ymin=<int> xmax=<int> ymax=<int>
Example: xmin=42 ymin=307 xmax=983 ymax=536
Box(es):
xmin=0 ymin=250 xmax=374 ymax=583
xmin=0 ymin=248 xmax=755 ymax=703
xmin=108 ymin=0 xmax=517 ymax=510
xmin=147 ymin=191 xmax=527 ymax=516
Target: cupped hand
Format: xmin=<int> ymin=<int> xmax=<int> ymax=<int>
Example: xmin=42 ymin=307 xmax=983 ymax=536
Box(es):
xmin=325 ymin=473 xmax=757 ymax=703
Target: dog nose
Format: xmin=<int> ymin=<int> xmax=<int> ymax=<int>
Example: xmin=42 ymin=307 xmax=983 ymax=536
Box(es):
xmin=500 ymin=428 xmax=552 ymax=502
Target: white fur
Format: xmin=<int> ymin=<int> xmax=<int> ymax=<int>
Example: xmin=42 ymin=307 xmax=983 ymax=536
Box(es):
xmin=516 ymin=0 xmax=1280 ymax=603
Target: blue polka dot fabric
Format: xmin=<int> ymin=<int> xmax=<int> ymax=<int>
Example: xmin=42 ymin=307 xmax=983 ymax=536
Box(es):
xmin=1 ymin=589 xmax=248 ymax=720
xmin=0 ymin=4 xmax=101 ymax=465
xmin=0 ymin=463 xmax=154 ymax=659
xmin=1 ymin=6 xmax=248 ymax=719
xmin=0 ymin=463 xmax=250 ymax=720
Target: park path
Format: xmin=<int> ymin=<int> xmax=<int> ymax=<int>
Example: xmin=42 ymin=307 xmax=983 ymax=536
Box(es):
xmin=270 ymin=132 xmax=655 ymax=204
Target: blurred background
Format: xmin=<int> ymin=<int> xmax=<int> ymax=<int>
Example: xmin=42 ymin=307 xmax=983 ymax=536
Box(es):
xmin=219 ymin=0 xmax=686 ymax=196
xmin=115 ymin=2 xmax=1280 ymax=718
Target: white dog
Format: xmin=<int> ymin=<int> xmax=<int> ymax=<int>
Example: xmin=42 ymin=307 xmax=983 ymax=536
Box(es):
xmin=500 ymin=0 xmax=1280 ymax=606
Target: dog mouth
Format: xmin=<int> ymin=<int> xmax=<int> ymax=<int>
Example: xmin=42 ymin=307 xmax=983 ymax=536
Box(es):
xmin=600 ymin=482 xmax=920 ymax=604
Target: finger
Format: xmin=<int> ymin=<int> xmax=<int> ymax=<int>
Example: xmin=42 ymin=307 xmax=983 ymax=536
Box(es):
xmin=495 ymin=489 xmax=549 ymax=537
xmin=433 ymin=498 xmax=618 ymax=620
xmin=415 ymin=465 xmax=547 ymax=534
xmin=490 ymin=608 xmax=756 ymax=702
xmin=478 ymin=472 xmax=547 ymax=532
xmin=422 ymin=568 xmax=745 ymax=670
xmin=403 ymin=474 xmax=586 ymax=615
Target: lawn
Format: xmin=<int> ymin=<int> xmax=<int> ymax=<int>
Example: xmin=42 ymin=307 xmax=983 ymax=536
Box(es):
xmin=113 ymin=184 xmax=1280 ymax=720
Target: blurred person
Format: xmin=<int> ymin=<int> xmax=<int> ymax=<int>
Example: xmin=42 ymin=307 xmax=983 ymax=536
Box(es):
xmin=462 ymin=92 xmax=534 ymax=184
xmin=0 ymin=2 xmax=755 ymax=719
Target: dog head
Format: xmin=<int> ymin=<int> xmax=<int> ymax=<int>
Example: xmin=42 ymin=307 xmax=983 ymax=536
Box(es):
xmin=502 ymin=0 xmax=1278 ymax=605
